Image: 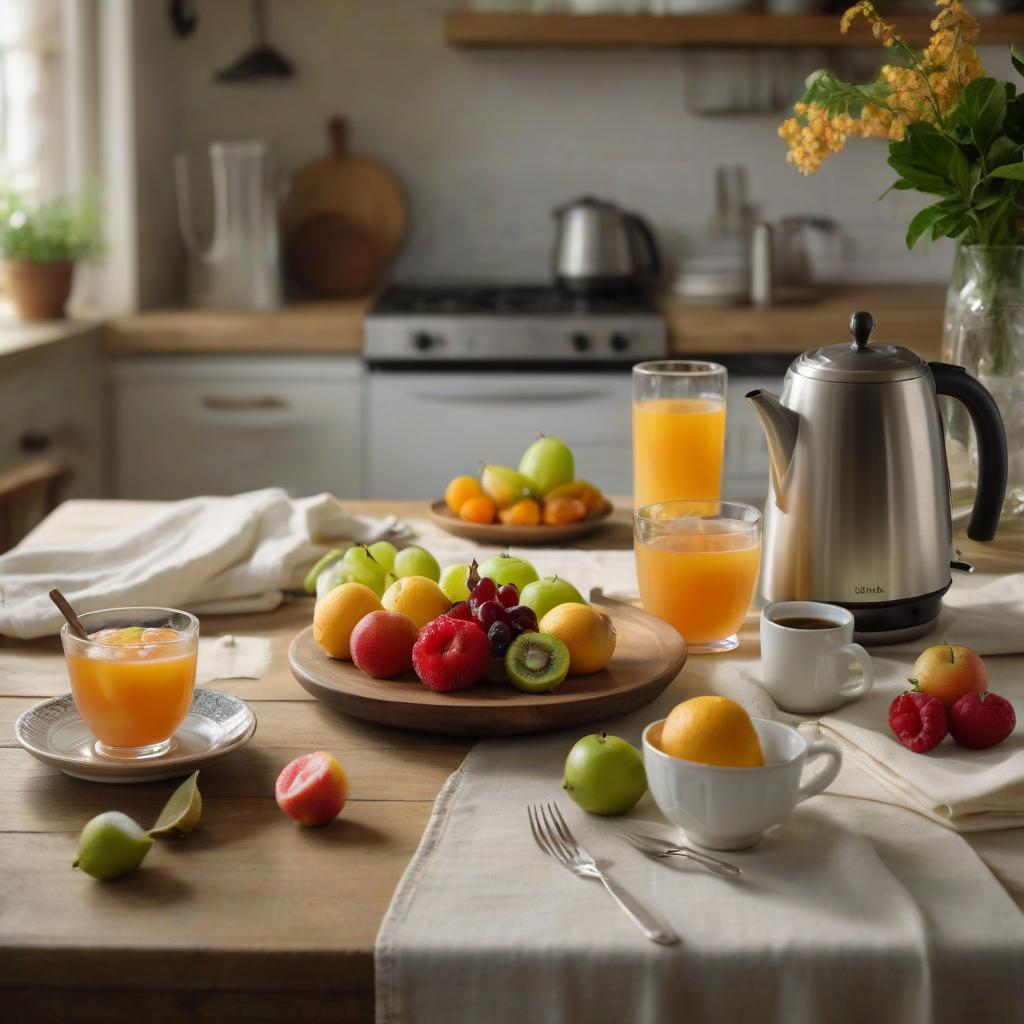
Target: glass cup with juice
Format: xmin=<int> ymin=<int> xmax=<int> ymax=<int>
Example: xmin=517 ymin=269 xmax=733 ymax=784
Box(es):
xmin=632 ymin=361 xmax=727 ymax=508
xmin=61 ymin=607 xmax=199 ymax=758
xmin=635 ymin=500 xmax=761 ymax=653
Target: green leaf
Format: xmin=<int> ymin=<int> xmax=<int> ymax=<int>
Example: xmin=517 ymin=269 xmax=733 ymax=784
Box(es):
xmin=878 ymin=179 xmax=915 ymax=199
xmin=888 ymin=124 xmax=971 ymax=199
xmin=954 ymin=78 xmax=1006 ymax=153
xmin=906 ymin=203 xmax=949 ymax=248
xmin=990 ymin=162 xmax=1024 ymax=180
xmin=1011 ymin=43 xmax=1024 ymax=81
xmin=986 ymin=136 xmax=1022 ymax=170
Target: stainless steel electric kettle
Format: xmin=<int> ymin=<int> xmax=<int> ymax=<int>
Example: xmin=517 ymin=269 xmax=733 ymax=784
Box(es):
xmin=747 ymin=311 xmax=1007 ymax=644
xmin=552 ymin=196 xmax=661 ymax=295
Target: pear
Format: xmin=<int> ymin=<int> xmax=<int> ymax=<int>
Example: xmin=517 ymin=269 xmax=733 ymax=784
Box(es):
xmin=481 ymin=464 xmax=533 ymax=509
xmin=149 ymin=770 xmax=202 ymax=839
xmin=519 ymin=435 xmax=574 ymax=497
xmin=73 ymin=811 xmax=153 ymax=881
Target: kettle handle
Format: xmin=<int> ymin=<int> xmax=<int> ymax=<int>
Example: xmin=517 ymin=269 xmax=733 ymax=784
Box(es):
xmin=929 ymin=362 xmax=1007 ymax=542
xmin=626 ymin=215 xmax=661 ymax=277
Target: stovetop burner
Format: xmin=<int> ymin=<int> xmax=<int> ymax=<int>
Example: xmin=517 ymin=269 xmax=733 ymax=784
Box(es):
xmin=372 ymin=284 xmax=657 ymax=317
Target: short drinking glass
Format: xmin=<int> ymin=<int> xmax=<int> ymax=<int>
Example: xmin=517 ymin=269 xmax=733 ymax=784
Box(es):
xmin=61 ymin=607 xmax=199 ymax=759
xmin=632 ymin=360 xmax=727 ymax=508
xmin=634 ymin=500 xmax=761 ymax=654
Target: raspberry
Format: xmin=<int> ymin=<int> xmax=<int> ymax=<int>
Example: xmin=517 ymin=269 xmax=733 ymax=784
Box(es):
xmin=412 ymin=616 xmax=491 ymax=692
xmin=888 ymin=691 xmax=948 ymax=753
xmin=948 ymin=691 xmax=1016 ymax=750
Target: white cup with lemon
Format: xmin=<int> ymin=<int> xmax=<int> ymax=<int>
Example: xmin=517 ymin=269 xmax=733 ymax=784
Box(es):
xmin=642 ymin=697 xmax=842 ymax=851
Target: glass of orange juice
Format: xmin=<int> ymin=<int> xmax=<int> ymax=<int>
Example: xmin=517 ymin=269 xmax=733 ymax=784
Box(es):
xmin=632 ymin=361 xmax=727 ymax=508
xmin=635 ymin=500 xmax=761 ymax=654
xmin=61 ymin=607 xmax=199 ymax=759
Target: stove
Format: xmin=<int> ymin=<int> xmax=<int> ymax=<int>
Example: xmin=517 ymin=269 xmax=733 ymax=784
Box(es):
xmin=364 ymin=284 xmax=667 ymax=367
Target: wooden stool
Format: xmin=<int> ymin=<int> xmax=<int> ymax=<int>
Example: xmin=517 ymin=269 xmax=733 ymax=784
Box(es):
xmin=0 ymin=459 xmax=72 ymax=552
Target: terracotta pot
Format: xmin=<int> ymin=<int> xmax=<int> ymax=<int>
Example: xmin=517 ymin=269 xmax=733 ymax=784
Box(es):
xmin=3 ymin=259 xmax=75 ymax=321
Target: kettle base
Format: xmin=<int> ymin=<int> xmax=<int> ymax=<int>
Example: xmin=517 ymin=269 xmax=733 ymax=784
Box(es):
xmin=854 ymin=620 xmax=936 ymax=646
xmin=840 ymin=586 xmax=949 ymax=647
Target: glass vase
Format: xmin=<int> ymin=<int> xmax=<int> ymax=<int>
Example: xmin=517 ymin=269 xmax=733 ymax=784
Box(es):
xmin=943 ymin=245 xmax=1024 ymax=524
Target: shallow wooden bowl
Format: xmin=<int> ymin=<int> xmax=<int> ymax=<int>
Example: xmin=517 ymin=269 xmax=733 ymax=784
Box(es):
xmin=288 ymin=593 xmax=686 ymax=737
xmin=426 ymin=499 xmax=613 ymax=546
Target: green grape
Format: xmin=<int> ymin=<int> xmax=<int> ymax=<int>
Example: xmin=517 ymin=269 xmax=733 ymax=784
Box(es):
xmin=340 ymin=545 xmax=388 ymax=597
xmin=393 ymin=545 xmax=440 ymax=582
xmin=367 ymin=540 xmax=397 ymax=573
xmin=439 ymin=563 xmax=472 ymax=603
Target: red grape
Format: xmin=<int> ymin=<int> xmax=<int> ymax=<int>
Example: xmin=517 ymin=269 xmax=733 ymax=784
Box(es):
xmin=509 ymin=605 xmax=538 ymax=632
xmin=487 ymin=620 xmax=513 ymax=655
xmin=477 ymin=600 xmax=509 ymax=629
xmin=472 ymin=578 xmax=497 ymax=602
xmin=497 ymin=584 xmax=519 ymax=609
xmin=448 ymin=601 xmax=473 ymax=621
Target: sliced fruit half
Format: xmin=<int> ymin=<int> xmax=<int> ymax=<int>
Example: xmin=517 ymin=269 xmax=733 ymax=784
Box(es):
xmin=505 ymin=632 xmax=570 ymax=694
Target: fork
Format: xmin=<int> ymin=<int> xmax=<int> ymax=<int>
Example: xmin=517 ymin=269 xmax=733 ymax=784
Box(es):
xmin=527 ymin=802 xmax=678 ymax=945
xmin=617 ymin=829 xmax=742 ymax=879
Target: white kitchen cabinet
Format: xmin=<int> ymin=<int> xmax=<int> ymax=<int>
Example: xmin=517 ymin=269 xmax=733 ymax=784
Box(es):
xmin=0 ymin=331 xmax=106 ymax=497
xmin=111 ymin=356 xmax=363 ymax=500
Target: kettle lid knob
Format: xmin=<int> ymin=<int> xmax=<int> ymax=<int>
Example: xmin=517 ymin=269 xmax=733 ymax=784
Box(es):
xmin=849 ymin=310 xmax=875 ymax=350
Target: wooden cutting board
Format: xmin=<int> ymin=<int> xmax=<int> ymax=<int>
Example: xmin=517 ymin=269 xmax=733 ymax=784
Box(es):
xmin=281 ymin=117 xmax=407 ymax=296
xmin=287 ymin=593 xmax=687 ymax=737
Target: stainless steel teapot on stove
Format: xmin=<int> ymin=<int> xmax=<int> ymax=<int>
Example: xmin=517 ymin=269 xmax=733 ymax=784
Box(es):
xmin=747 ymin=311 xmax=1007 ymax=644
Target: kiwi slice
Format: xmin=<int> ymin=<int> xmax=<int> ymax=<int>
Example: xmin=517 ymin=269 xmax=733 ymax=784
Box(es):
xmin=505 ymin=633 xmax=570 ymax=694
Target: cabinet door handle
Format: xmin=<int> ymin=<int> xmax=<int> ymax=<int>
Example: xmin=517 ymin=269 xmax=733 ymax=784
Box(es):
xmin=20 ymin=431 xmax=52 ymax=453
xmin=200 ymin=394 xmax=289 ymax=411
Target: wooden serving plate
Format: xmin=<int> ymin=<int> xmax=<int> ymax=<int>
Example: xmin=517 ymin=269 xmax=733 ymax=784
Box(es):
xmin=427 ymin=499 xmax=613 ymax=546
xmin=288 ymin=594 xmax=686 ymax=737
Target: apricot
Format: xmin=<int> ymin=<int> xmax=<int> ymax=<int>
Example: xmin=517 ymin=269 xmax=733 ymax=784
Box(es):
xmin=275 ymin=751 xmax=348 ymax=826
xmin=499 ymin=498 xmax=541 ymax=526
xmin=542 ymin=496 xmax=587 ymax=526
xmin=459 ymin=495 xmax=498 ymax=524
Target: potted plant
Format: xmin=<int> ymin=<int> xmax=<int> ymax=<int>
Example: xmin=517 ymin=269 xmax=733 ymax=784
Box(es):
xmin=0 ymin=189 xmax=102 ymax=321
xmin=778 ymin=0 xmax=1024 ymax=520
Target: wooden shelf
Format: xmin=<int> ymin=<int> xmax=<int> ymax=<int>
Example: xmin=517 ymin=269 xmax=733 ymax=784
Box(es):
xmin=445 ymin=12 xmax=1024 ymax=49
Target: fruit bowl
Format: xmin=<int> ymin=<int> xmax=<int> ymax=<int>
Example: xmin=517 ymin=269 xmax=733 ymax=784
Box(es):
xmin=427 ymin=499 xmax=614 ymax=546
xmin=288 ymin=592 xmax=687 ymax=737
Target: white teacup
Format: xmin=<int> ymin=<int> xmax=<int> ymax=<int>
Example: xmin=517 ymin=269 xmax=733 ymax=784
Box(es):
xmin=760 ymin=601 xmax=874 ymax=714
xmin=642 ymin=718 xmax=842 ymax=851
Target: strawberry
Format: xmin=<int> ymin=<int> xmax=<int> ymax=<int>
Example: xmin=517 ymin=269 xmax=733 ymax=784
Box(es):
xmin=948 ymin=691 xmax=1016 ymax=750
xmin=888 ymin=691 xmax=948 ymax=753
xmin=412 ymin=616 xmax=491 ymax=692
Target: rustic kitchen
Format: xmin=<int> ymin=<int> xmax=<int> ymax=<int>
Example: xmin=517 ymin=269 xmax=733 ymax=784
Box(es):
xmin=2 ymin=1 xmax=1023 ymax=1022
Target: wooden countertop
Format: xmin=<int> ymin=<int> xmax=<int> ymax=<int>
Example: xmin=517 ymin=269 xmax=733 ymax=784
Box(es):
xmin=101 ymin=286 xmax=947 ymax=362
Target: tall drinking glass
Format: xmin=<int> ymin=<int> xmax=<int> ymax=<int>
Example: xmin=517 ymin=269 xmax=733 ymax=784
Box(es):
xmin=635 ymin=500 xmax=761 ymax=654
xmin=632 ymin=361 xmax=727 ymax=508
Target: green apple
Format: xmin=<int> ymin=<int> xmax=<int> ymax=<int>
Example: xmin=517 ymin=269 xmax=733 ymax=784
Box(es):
xmin=73 ymin=811 xmax=153 ymax=880
xmin=477 ymin=553 xmax=539 ymax=592
xmin=563 ymin=732 xmax=647 ymax=815
xmin=393 ymin=545 xmax=441 ymax=583
xmin=341 ymin=545 xmax=388 ymax=597
xmin=439 ymin=563 xmax=472 ymax=603
xmin=519 ymin=435 xmax=574 ymax=496
xmin=519 ymin=576 xmax=585 ymax=621
xmin=367 ymin=540 xmax=398 ymax=574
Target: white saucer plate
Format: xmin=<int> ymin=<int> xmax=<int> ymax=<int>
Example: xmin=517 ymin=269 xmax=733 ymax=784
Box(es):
xmin=15 ymin=688 xmax=257 ymax=783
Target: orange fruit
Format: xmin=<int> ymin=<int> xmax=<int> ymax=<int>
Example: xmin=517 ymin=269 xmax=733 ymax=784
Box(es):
xmin=381 ymin=576 xmax=451 ymax=629
xmin=445 ymin=475 xmax=482 ymax=514
xmin=546 ymin=480 xmax=605 ymax=516
xmin=499 ymin=498 xmax=541 ymax=526
xmin=542 ymin=496 xmax=587 ymax=526
xmin=313 ymin=582 xmax=383 ymax=660
xmin=459 ymin=495 xmax=497 ymax=524
xmin=658 ymin=697 xmax=764 ymax=768
xmin=538 ymin=602 xmax=616 ymax=675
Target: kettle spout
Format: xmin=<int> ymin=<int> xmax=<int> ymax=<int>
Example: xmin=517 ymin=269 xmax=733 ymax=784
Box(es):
xmin=745 ymin=389 xmax=799 ymax=501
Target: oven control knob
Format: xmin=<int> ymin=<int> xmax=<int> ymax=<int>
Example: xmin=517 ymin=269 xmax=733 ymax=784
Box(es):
xmin=412 ymin=332 xmax=434 ymax=352
xmin=610 ymin=333 xmax=630 ymax=352
xmin=571 ymin=332 xmax=590 ymax=353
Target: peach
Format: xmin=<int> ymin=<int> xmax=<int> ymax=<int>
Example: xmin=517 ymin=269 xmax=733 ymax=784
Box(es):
xmin=275 ymin=751 xmax=348 ymax=826
xmin=910 ymin=643 xmax=987 ymax=707
xmin=350 ymin=610 xmax=418 ymax=679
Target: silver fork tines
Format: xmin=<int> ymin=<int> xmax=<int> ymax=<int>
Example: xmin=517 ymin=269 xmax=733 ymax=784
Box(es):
xmin=528 ymin=802 xmax=678 ymax=945
xmin=617 ymin=828 xmax=741 ymax=878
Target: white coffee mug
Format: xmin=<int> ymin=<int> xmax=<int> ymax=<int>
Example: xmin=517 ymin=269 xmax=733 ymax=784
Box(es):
xmin=760 ymin=601 xmax=874 ymax=714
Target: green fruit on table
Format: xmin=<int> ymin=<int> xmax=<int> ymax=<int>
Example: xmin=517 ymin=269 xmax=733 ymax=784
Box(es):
xmin=519 ymin=576 xmax=585 ymax=621
xmin=563 ymin=732 xmax=647 ymax=815
xmin=477 ymin=553 xmax=539 ymax=592
xmin=439 ymin=563 xmax=472 ymax=603
xmin=394 ymin=545 xmax=441 ymax=583
xmin=316 ymin=560 xmax=348 ymax=600
xmin=367 ymin=540 xmax=398 ymax=574
xmin=341 ymin=545 xmax=388 ymax=597
xmin=519 ymin=435 xmax=574 ymax=496
xmin=73 ymin=811 xmax=153 ymax=880
xmin=303 ymin=549 xmax=346 ymax=594
xmin=481 ymin=464 xmax=534 ymax=508
xmin=149 ymin=770 xmax=202 ymax=839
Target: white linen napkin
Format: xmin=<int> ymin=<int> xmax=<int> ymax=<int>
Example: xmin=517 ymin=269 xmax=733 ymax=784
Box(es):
xmin=196 ymin=634 xmax=272 ymax=686
xmin=0 ymin=488 xmax=406 ymax=639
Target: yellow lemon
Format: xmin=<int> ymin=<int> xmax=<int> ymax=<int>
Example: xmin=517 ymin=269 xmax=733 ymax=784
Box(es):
xmin=313 ymin=582 xmax=383 ymax=660
xmin=538 ymin=602 xmax=616 ymax=675
xmin=658 ymin=696 xmax=764 ymax=768
xmin=382 ymin=576 xmax=451 ymax=630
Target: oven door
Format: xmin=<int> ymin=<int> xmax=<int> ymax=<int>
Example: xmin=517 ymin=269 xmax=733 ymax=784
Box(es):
xmin=365 ymin=370 xmax=632 ymax=499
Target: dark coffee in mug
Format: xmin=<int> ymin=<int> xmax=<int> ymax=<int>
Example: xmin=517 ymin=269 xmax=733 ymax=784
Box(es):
xmin=773 ymin=616 xmax=838 ymax=630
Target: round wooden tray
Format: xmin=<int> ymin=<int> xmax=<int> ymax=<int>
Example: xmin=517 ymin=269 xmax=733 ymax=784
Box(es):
xmin=288 ymin=593 xmax=686 ymax=737
xmin=426 ymin=499 xmax=614 ymax=546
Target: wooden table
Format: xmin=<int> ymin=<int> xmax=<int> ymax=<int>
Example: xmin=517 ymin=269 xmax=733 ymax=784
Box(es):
xmin=0 ymin=499 xmax=637 ymax=1021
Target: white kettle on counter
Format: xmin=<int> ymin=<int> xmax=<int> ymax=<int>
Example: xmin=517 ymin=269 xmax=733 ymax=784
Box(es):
xmin=174 ymin=140 xmax=282 ymax=310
